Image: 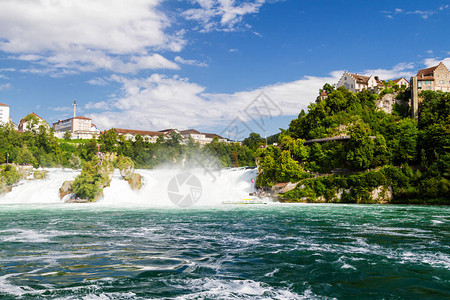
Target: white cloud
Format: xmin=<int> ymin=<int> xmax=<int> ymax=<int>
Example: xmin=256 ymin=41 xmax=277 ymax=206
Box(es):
xmin=182 ymin=0 xmax=266 ymax=32
xmin=0 ymin=83 xmax=11 ymax=91
xmin=362 ymin=62 xmax=415 ymax=79
xmin=174 ymin=56 xmax=208 ymax=67
xmin=382 ymin=7 xmax=439 ymax=19
xmin=0 ymin=0 xmax=184 ymax=74
xmin=426 ymin=50 xmax=433 ymax=54
xmin=229 ymin=48 xmax=239 ymax=52
xmin=86 ymin=71 xmax=341 ymax=131
xmin=423 ymin=57 xmax=450 ymax=68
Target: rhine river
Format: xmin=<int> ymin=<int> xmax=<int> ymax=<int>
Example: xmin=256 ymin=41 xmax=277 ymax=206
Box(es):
xmin=0 ymin=204 xmax=448 ymax=299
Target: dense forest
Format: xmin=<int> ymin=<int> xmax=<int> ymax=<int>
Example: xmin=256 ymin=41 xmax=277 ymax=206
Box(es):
xmin=256 ymin=86 xmax=449 ymax=204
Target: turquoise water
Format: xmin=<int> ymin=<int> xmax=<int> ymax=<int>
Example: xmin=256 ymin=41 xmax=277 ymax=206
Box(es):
xmin=0 ymin=204 xmax=449 ymax=299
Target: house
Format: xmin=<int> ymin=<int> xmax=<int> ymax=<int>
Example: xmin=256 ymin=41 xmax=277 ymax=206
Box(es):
xmin=113 ymin=128 xmax=163 ymax=143
xmin=415 ymin=62 xmax=450 ymax=92
xmin=18 ymin=112 xmax=50 ymax=132
xmin=319 ymin=90 xmax=328 ymax=100
xmin=181 ymin=129 xmax=228 ymax=145
xmin=336 ymin=71 xmax=381 ymax=93
xmin=392 ymin=77 xmax=410 ymax=88
xmin=0 ymin=103 xmax=10 ymax=126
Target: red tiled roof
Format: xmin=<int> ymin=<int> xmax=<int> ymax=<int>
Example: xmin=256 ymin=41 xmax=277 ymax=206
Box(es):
xmin=0 ymin=102 xmax=9 ymax=107
xmin=417 ymin=65 xmax=438 ymax=77
xmin=417 ymin=76 xmax=434 ymax=81
xmin=392 ymin=77 xmax=407 ymax=83
xmin=19 ymin=112 xmax=46 ymax=124
xmin=73 ymin=116 xmax=91 ymax=120
xmin=113 ymin=128 xmax=162 ymax=137
xmin=349 ymin=73 xmax=370 ymax=84
xmin=204 ymin=133 xmax=225 ymax=139
xmin=181 ymin=129 xmax=202 ymax=135
xmin=320 ymin=91 xmax=327 ymax=96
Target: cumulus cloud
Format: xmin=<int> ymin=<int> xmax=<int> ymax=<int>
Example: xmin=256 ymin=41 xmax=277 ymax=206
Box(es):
xmin=182 ymin=0 xmax=266 ymax=32
xmin=0 ymin=0 xmax=184 ymax=74
xmin=362 ymin=62 xmax=416 ymax=79
xmin=423 ymin=57 xmax=450 ymax=68
xmin=86 ymin=71 xmax=341 ymax=131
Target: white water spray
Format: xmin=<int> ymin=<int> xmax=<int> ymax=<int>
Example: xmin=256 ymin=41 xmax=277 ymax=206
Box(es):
xmin=0 ymin=167 xmax=263 ymax=207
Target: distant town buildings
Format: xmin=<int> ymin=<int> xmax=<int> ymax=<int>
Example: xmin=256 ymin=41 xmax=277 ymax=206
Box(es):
xmin=181 ymin=129 xmax=228 ymax=145
xmin=111 ymin=128 xmax=228 ymax=145
xmin=18 ymin=113 xmax=50 ymax=132
xmin=112 ymin=128 xmax=163 ymax=143
xmin=336 ymin=71 xmax=381 ymax=93
xmin=0 ymin=103 xmax=10 ymax=126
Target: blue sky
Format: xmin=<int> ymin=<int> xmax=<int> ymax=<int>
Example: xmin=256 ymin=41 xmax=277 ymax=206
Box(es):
xmin=0 ymin=0 xmax=449 ymax=139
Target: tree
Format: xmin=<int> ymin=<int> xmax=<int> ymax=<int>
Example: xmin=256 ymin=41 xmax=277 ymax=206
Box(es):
xmin=242 ymin=132 xmax=265 ymax=150
xmin=345 ymin=120 xmax=375 ymax=170
xmin=64 ymin=130 xmax=72 ymax=141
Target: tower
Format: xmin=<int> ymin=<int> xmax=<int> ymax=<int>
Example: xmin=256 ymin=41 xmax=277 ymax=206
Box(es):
xmin=410 ymin=77 xmax=419 ymax=121
xmin=73 ymin=100 xmax=77 ymax=118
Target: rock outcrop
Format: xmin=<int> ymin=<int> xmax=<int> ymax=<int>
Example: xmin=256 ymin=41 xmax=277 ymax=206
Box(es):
xmin=69 ymin=157 xmax=115 ymax=202
xmin=117 ymin=156 xmax=142 ymax=191
xmin=59 ymin=180 xmax=74 ymax=199
xmin=33 ymin=170 xmax=48 ymax=180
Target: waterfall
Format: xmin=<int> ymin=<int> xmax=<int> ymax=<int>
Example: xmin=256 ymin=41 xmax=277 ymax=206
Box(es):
xmin=0 ymin=167 xmax=262 ymax=207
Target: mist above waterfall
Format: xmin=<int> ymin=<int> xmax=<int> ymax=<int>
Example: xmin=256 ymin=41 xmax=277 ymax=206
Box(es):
xmin=0 ymin=167 xmax=260 ymax=207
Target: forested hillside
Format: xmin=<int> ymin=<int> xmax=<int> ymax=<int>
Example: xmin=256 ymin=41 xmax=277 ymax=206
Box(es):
xmin=256 ymin=86 xmax=449 ymax=204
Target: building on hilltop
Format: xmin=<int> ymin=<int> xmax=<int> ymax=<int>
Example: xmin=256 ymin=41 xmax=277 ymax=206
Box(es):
xmin=0 ymin=102 xmax=10 ymax=126
xmin=18 ymin=112 xmax=50 ymax=132
xmin=53 ymin=100 xmax=100 ymax=139
xmin=414 ymin=62 xmax=450 ymax=92
xmin=336 ymin=71 xmax=381 ymax=93
xmin=410 ymin=61 xmax=450 ymax=121
xmin=181 ymin=129 xmax=228 ymax=146
xmin=392 ymin=77 xmax=410 ymax=88
xmin=112 ymin=128 xmax=163 ymax=143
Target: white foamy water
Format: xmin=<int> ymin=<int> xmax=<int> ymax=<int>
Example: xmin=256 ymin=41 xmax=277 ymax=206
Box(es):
xmin=1 ymin=169 xmax=80 ymax=204
xmin=0 ymin=167 xmax=262 ymax=207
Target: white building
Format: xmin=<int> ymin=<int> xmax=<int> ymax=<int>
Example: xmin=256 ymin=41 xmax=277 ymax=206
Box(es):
xmin=392 ymin=77 xmax=410 ymax=88
xmin=336 ymin=71 xmax=381 ymax=93
xmin=18 ymin=113 xmax=50 ymax=132
xmin=53 ymin=116 xmax=100 ymax=139
xmin=113 ymin=128 xmax=163 ymax=143
xmin=181 ymin=129 xmax=228 ymax=145
xmin=0 ymin=103 xmax=10 ymax=126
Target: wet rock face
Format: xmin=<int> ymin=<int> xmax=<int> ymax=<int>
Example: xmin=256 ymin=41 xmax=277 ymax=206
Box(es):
xmin=117 ymin=156 xmax=135 ymax=179
xmin=33 ymin=170 xmax=48 ymax=180
xmin=59 ymin=180 xmax=74 ymax=199
xmin=127 ymin=173 xmax=142 ymax=191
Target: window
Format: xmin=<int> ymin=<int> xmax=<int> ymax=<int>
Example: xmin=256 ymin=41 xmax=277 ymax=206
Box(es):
xmin=351 ymin=84 xmax=353 ymax=88
xmin=344 ymin=77 xmax=347 ymax=80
